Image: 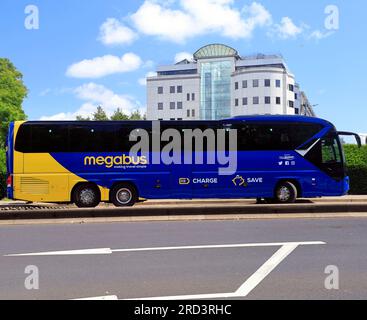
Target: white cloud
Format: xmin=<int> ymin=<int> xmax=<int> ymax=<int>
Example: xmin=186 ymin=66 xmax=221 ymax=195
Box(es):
xmin=174 ymin=51 xmax=193 ymax=63
xmin=143 ymin=60 xmax=155 ymax=69
xmin=99 ymin=18 xmax=137 ymax=45
xmin=131 ymin=0 xmax=272 ymax=43
xmin=39 ymin=88 xmax=51 ymax=96
xmin=131 ymin=0 xmax=193 ymax=43
xmin=308 ymin=30 xmax=334 ymax=40
xmin=41 ymin=83 xmax=143 ymax=120
xmin=271 ymin=17 xmax=304 ymax=39
xmin=241 ymin=2 xmax=273 ymax=37
xmin=66 ymin=53 xmax=142 ymax=79
xmin=138 ymin=71 xmax=157 ymax=86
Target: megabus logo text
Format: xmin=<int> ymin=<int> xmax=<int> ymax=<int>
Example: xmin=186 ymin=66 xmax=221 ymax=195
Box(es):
xmin=84 ymin=155 xmax=148 ymax=168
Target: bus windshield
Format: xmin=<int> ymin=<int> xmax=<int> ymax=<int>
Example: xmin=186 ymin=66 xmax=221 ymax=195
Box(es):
xmin=305 ymin=129 xmax=345 ymax=180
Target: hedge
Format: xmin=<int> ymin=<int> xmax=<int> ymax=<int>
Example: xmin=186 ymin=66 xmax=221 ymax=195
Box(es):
xmin=0 ymin=148 xmax=5 ymax=199
xmin=0 ymin=172 xmax=5 ymax=199
xmin=343 ymin=144 xmax=367 ymax=195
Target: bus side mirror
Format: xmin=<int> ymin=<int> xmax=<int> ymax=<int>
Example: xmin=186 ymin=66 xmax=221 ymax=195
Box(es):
xmin=338 ymin=131 xmax=362 ymax=148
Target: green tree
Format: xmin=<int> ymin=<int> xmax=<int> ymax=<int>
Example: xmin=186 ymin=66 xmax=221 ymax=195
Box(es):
xmin=0 ymin=58 xmax=27 ymax=198
xmin=92 ymin=105 xmax=108 ymax=121
xmin=76 ymin=115 xmax=91 ymax=121
xmin=0 ymin=58 xmax=28 ymax=148
xmin=129 ymin=110 xmax=144 ymax=120
xmin=111 ymin=108 xmax=129 ymax=120
xmin=76 ymin=106 xmax=145 ymax=121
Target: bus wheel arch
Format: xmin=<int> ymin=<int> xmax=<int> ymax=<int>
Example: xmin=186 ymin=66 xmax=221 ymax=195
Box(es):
xmin=285 ymin=179 xmax=302 ymax=198
xmin=274 ymin=180 xmax=300 ymax=203
xmin=110 ymin=182 xmax=138 ymax=207
xmin=71 ymin=182 xmax=101 ymax=208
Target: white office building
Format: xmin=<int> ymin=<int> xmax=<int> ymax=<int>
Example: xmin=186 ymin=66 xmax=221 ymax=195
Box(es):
xmin=146 ymin=44 xmax=315 ymax=121
xmin=359 ymin=134 xmax=367 ymax=145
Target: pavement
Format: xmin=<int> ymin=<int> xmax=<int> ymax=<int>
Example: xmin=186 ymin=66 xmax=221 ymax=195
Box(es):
xmin=0 ymin=217 xmax=367 ymax=300
xmin=1 ymin=195 xmax=367 ymax=207
xmin=1 ymin=195 xmax=367 ymax=225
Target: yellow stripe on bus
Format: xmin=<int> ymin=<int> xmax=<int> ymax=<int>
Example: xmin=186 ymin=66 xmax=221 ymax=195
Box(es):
xmin=12 ymin=122 xmax=109 ymax=203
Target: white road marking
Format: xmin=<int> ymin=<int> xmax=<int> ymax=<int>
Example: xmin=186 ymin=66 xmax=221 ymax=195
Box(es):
xmin=127 ymin=243 xmax=301 ymax=300
xmin=5 ymin=248 xmax=112 ymax=257
xmin=234 ymin=243 xmax=299 ymax=296
xmin=111 ymin=241 xmax=324 ymax=253
xmin=126 ymin=292 xmax=236 ymax=300
xmin=4 ymin=241 xmax=325 ymax=257
xmin=74 ymin=295 xmax=118 ymax=300
xmin=15 ymin=241 xmax=325 ymax=300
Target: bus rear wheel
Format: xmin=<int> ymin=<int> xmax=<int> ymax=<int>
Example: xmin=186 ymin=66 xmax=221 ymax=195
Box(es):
xmin=73 ymin=183 xmax=100 ymax=208
xmin=274 ymin=181 xmax=297 ymax=203
xmin=110 ymin=183 xmax=137 ymax=207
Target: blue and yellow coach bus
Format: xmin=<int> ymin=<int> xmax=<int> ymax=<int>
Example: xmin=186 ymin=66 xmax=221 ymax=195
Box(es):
xmin=6 ymin=116 xmax=359 ymax=207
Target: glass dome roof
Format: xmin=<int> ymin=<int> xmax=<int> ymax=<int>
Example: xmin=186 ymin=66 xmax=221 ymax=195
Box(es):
xmin=193 ymin=44 xmax=238 ymax=60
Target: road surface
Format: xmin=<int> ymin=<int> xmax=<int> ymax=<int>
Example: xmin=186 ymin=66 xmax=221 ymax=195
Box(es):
xmin=0 ymin=216 xmax=366 ymax=300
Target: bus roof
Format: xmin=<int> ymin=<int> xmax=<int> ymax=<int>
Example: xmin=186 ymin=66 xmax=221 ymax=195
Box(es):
xmin=14 ymin=115 xmax=333 ymax=127
xmin=227 ymin=115 xmax=332 ymax=126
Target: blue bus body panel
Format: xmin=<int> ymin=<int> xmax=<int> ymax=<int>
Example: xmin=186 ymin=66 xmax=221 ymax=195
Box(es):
xmin=50 ymin=149 xmax=348 ymax=200
xmin=11 ymin=115 xmax=346 ymax=202
xmin=6 ymin=122 xmax=14 ymax=199
xmin=49 ymin=117 xmax=346 ymax=200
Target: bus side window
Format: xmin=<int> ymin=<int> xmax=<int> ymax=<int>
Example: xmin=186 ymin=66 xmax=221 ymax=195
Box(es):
xmin=69 ymin=125 xmax=117 ymax=152
xmin=31 ymin=125 xmax=68 ymax=153
xmin=116 ymin=122 xmax=152 ymax=153
xmin=15 ymin=124 xmax=32 ymax=152
xmin=321 ymin=135 xmax=341 ymax=163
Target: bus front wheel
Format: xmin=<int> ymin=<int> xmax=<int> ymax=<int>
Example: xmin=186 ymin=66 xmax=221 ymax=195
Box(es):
xmin=73 ymin=183 xmax=100 ymax=208
xmin=274 ymin=181 xmax=297 ymax=203
xmin=110 ymin=183 xmax=137 ymax=207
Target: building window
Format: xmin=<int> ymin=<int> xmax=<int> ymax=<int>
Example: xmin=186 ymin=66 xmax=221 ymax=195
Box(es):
xmin=265 ymin=79 xmax=271 ymax=87
xmin=177 ymin=102 xmax=183 ymax=109
xmin=158 ymin=87 xmax=163 ymax=94
xmin=170 ymin=102 xmax=175 ymax=109
xmin=192 ymin=109 xmax=195 ymax=117
xmin=235 ymin=82 xmax=239 ymax=90
xmin=177 ymin=86 xmax=183 ymax=93
xmin=177 ymin=118 xmax=183 ymax=121
xmin=253 ymin=97 xmax=259 ymax=104
xmin=242 ymin=80 xmax=247 ymax=88
xmin=253 ymin=79 xmax=259 ymax=87
xmin=187 ymin=93 xmax=190 ymax=101
xmin=295 ymin=93 xmax=298 ymax=100
xmin=288 ymin=84 xmax=294 ymax=92
xmin=170 ymin=118 xmax=175 ymax=121
xmin=276 ymin=97 xmax=281 ymax=105
xmin=295 ymin=109 xmax=299 ymax=115
xmin=276 ymin=80 xmax=281 ymax=88
xmin=170 ymin=86 xmax=175 ymax=94
xmin=192 ymin=93 xmax=195 ymax=101
xmin=242 ymin=97 xmax=248 ymax=106
xmin=158 ymin=118 xmax=163 ymax=121
xmin=289 ymin=100 xmax=294 ymax=108
xmin=158 ymin=103 xmax=163 ymax=110
xmin=235 ymin=98 xmax=239 ymax=107
xmin=265 ymin=96 xmax=271 ymax=104
xmin=187 ymin=110 xmax=190 ymax=117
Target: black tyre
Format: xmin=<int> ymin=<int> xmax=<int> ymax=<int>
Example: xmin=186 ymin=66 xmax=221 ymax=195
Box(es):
xmin=274 ymin=181 xmax=297 ymax=203
xmin=73 ymin=183 xmax=100 ymax=208
xmin=110 ymin=183 xmax=137 ymax=207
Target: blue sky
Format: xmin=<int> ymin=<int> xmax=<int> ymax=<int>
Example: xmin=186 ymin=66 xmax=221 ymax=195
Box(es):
xmin=0 ymin=0 xmax=366 ymax=132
